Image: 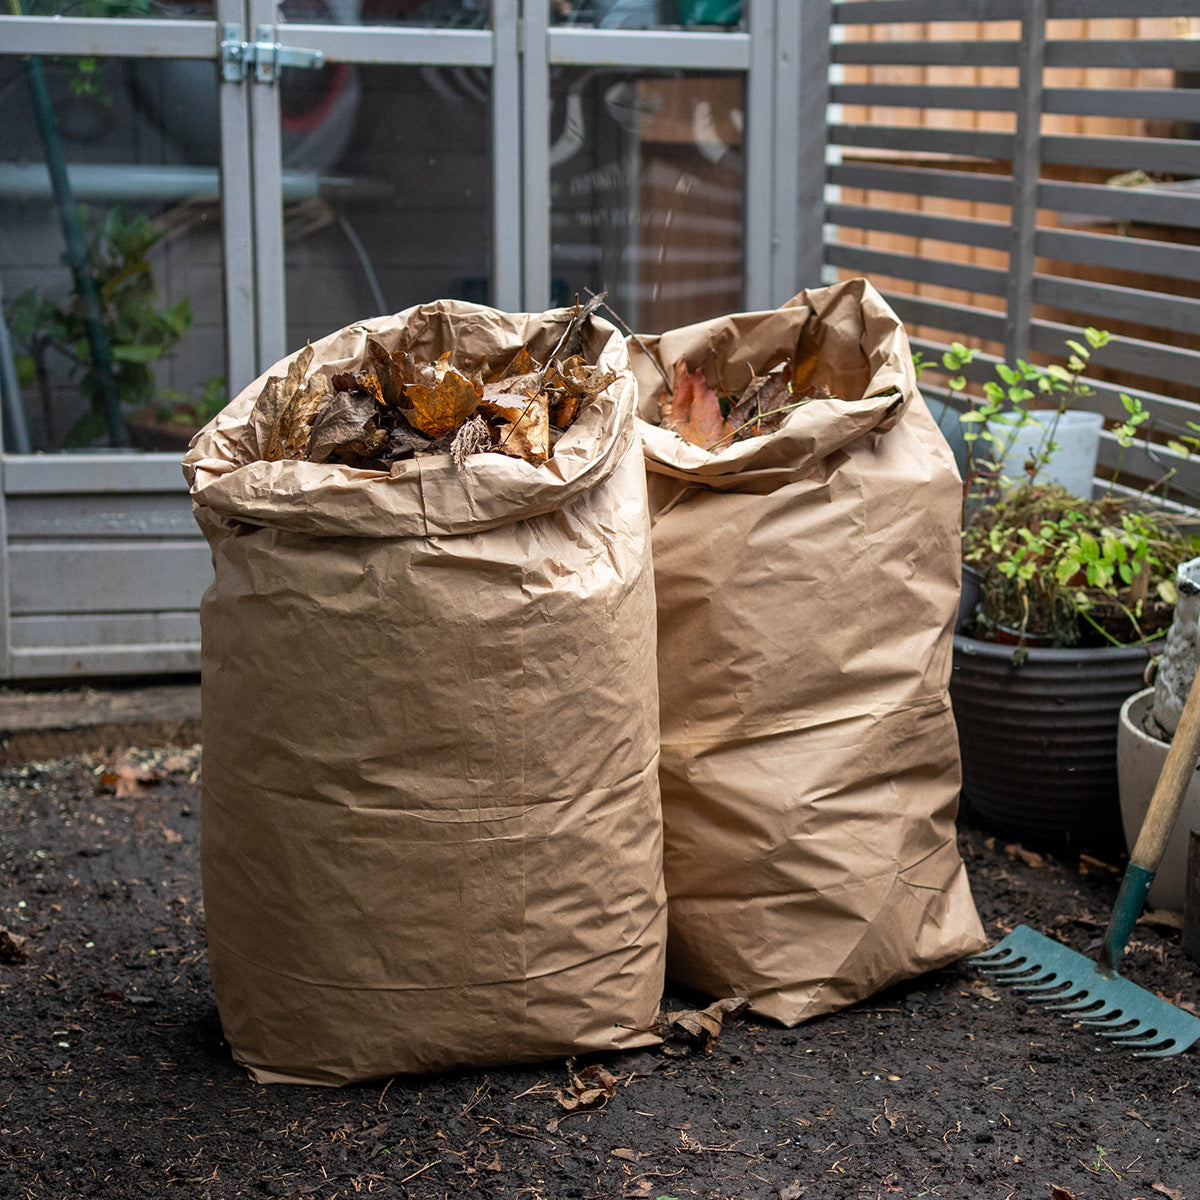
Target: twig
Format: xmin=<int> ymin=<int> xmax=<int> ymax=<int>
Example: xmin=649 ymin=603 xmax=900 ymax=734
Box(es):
xmin=584 ymin=288 xmax=672 ymax=393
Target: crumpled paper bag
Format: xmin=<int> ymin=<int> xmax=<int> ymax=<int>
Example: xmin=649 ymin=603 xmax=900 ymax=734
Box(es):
xmin=183 ymin=300 xmax=667 ymax=1084
xmin=631 ymin=278 xmax=986 ymax=1025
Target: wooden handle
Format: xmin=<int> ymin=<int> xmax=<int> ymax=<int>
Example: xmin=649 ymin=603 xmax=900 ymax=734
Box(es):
xmin=1130 ymin=663 xmax=1200 ymax=871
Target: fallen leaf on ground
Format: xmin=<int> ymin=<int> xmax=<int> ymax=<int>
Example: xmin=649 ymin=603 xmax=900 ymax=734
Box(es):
xmin=0 ymin=927 xmax=29 ymax=963
xmin=653 ymin=996 xmax=748 ymax=1054
xmin=1153 ymin=1183 xmax=1185 ymax=1200
xmin=1003 ymin=843 xmax=1045 ymax=869
xmin=1049 ymin=1187 xmax=1076 ymax=1200
xmin=780 ymin=1183 xmax=805 ymax=1200
xmin=1137 ymin=909 xmax=1183 ymax=932
xmin=100 ymin=759 xmax=163 ymax=799
xmin=556 ymin=1061 xmax=618 ymax=1113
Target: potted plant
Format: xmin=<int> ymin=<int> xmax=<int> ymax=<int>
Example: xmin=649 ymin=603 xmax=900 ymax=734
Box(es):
xmin=1117 ymin=556 xmax=1200 ymax=913
xmin=3 ymin=204 xmax=215 ymax=450
xmin=936 ymin=330 xmax=1200 ymax=854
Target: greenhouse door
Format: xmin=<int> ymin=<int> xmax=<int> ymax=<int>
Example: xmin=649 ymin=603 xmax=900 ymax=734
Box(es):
xmin=0 ymin=0 xmax=811 ymax=680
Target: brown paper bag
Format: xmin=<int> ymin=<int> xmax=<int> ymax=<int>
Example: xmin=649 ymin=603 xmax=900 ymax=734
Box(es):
xmin=631 ymin=278 xmax=986 ymax=1025
xmin=183 ymin=300 xmax=666 ymax=1084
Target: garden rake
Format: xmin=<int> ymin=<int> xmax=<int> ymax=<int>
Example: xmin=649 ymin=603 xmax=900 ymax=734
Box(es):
xmin=972 ymin=665 xmax=1200 ymax=1058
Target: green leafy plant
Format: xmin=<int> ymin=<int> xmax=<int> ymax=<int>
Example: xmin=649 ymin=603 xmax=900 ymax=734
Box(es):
xmin=5 ymin=205 xmax=194 ymax=447
xmin=932 ymin=330 xmax=1199 ymax=647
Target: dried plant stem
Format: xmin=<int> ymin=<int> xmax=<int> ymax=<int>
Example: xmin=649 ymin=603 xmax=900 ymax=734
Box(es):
xmin=585 ymin=288 xmax=673 ymax=393
xmin=706 ymin=399 xmax=809 ymax=451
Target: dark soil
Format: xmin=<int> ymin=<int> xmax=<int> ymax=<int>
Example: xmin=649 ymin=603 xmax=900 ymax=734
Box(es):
xmin=2 ymin=743 xmax=1199 ymax=1200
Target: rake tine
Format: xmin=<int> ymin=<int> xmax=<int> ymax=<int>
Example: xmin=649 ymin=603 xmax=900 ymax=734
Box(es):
xmin=1012 ymin=976 xmax=1071 ymax=995
xmin=1044 ymin=994 xmax=1101 ymax=1013
xmin=1133 ymin=1039 xmax=1186 ymax=1059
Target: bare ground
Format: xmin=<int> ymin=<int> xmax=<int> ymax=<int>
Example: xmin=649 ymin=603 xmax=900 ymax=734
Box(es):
xmin=2 ymin=741 xmax=1199 ymax=1200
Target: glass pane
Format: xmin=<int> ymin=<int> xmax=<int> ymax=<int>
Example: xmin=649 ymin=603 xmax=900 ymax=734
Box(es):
xmin=283 ymin=63 xmax=492 ymax=344
xmin=551 ymin=1 xmax=744 ymax=31
xmin=1 ymin=52 xmax=228 ymax=453
xmin=308 ymin=0 xmax=489 ymax=28
xmin=550 ymin=68 xmax=745 ymax=334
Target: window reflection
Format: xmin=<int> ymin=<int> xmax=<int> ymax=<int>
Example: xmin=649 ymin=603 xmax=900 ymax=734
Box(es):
xmin=552 ymin=1 xmax=744 ymax=30
xmin=550 ymin=69 xmax=745 ymax=333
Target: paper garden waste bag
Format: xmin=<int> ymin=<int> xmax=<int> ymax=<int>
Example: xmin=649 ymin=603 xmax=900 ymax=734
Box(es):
xmin=631 ymin=278 xmax=986 ymax=1025
xmin=183 ymin=300 xmax=667 ymax=1084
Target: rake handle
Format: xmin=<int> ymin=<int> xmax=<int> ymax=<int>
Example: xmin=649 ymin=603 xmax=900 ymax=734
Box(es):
xmin=1099 ymin=663 xmax=1200 ymax=975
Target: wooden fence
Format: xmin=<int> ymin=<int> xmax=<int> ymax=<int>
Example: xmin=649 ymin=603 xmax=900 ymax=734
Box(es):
xmin=820 ymin=0 xmax=1200 ymax=501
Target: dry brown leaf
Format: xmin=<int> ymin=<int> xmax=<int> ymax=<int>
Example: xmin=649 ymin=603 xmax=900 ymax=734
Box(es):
xmin=556 ymin=1062 xmax=618 ymax=1112
xmin=402 ymin=353 xmax=482 ymax=437
xmin=1153 ymin=1184 xmax=1186 ymax=1200
xmin=0 ymin=927 xmax=29 ymax=964
xmin=307 ymin=389 xmax=379 ymax=463
xmin=481 ymin=381 xmax=551 ymax=466
xmin=245 ymin=345 xmax=334 ymax=462
xmin=100 ymin=759 xmax=163 ymax=799
xmin=660 ymin=360 xmax=733 ymax=451
xmin=654 ymin=996 xmax=748 ymax=1054
xmin=1049 ymin=1186 xmax=1076 ymax=1200
xmin=487 ymin=343 xmax=538 ymax=383
xmin=727 ymin=370 xmax=790 ymax=438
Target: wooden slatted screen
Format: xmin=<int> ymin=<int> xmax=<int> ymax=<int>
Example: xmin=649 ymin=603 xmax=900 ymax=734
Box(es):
xmin=823 ymin=0 xmax=1200 ymax=502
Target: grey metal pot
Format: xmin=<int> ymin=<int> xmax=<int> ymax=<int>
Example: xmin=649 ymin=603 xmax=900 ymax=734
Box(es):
xmin=951 ymin=634 xmax=1152 ymax=854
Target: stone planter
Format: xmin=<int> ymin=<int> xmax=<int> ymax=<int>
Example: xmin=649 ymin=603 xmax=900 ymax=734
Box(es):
xmin=951 ymin=634 xmax=1152 ymax=854
xmin=1117 ymin=688 xmax=1200 ymax=913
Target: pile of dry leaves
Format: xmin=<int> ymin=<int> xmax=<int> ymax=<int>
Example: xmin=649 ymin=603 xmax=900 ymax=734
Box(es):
xmin=654 ymin=347 xmax=830 ymax=452
xmin=237 ymin=296 xmax=616 ymax=471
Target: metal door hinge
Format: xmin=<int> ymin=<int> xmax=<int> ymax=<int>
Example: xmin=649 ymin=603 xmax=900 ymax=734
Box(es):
xmin=221 ymin=23 xmax=325 ymax=84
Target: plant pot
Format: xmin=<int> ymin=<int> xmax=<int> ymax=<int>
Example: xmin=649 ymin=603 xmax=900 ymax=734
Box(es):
xmin=956 ymin=563 xmax=983 ymax=633
xmin=951 ymin=634 xmax=1152 ymax=854
xmin=1117 ymin=688 xmax=1200 ymax=912
xmin=992 ymin=409 xmax=1103 ymax=498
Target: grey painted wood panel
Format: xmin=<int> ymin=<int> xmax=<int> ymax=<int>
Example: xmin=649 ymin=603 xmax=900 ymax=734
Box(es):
xmin=8 ymin=542 xmax=211 ymax=616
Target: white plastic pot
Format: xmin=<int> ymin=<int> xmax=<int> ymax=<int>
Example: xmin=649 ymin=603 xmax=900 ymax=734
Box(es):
xmin=992 ymin=409 xmax=1104 ymax=498
xmin=1117 ymin=687 xmax=1200 ymax=913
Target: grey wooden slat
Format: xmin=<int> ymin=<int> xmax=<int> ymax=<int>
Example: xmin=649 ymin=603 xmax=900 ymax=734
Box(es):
xmin=832 ymin=40 xmax=1020 ymax=68
xmin=884 ymin=295 xmax=1008 ymax=342
xmin=1032 ymin=321 xmax=1200 ymax=391
xmin=828 ymin=162 xmax=1015 ymax=206
xmin=1041 ymin=134 xmax=1200 ymax=176
xmin=827 ymin=203 xmax=1011 ymax=252
xmin=1047 ymin=0 xmax=1198 ymax=16
xmin=8 ymin=642 xmax=201 ymax=680
xmin=546 ymin=28 xmax=750 ymax=69
xmin=0 ymin=461 xmax=10 ymax=677
xmin=830 ymin=124 xmax=1015 ymax=159
xmin=3 ymin=454 xmax=190 ymax=495
xmin=1038 ymin=180 xmax=1200 ymax=231
xmin=790 ymin=0 xmax=831 ymax=293
xmin=1044 ymin=87 xmax=1200 ymax=124
xmin=1006 ymin=0 xmax=1046 ymax=364
xmin=830 ymin=84 xmax=1018 ymax=112
xmin=273 ymin=25 xmax=493 ymax=67
xmin=0 ymin=15 xmax=215 ymax=57
xmin=1095 ymin=438 xmax=1200 ymax=502
xmin=8 ymin=542 xmax=211 ymax=616
xmin=825 ymin=244 xmax=1009 ymax=297
xmin=833 ymin=0 xmax=1192 ymax=18
xmin=1045 ymin=39 xmax=1200 ymax=72
xmin=6 ymin=494 xmax=200 ymax=540
xmin=1032 ymin=276 xmax=1200 ymax=339
xmin=832 ymin=0 xmax=1023 ymax=23
xmin=1035 ymin=227 xmax=1200 ymax=283
xmin=9 ymin=612 xmax=200 ymax=650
